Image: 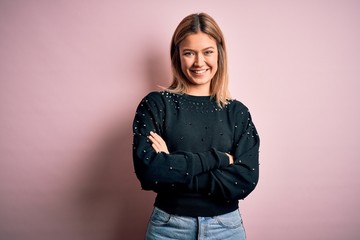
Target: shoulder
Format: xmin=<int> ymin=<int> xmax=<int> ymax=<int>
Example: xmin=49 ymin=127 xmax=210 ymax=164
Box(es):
xmin=144 ymin=91 xmax=164 ymax=100
xmin=226 ymin=99 xmax=249 ymax=113
xmin=137 ymin=91 xmax=170 ymax=109
xmin=140 ymin=91 xmax=167 ymax=103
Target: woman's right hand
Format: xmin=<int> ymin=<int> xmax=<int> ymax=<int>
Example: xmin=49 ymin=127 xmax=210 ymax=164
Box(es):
xmin=148 ymin=131 xmax=170 ymax=154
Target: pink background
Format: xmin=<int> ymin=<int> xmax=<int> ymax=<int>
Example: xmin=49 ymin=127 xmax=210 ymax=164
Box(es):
xmin=1 ymin=1 xmax=360 ymax=239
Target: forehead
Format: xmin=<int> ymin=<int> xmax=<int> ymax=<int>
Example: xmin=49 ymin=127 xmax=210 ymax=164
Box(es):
xmin=179 ymin=32 xmax=217 ymax=49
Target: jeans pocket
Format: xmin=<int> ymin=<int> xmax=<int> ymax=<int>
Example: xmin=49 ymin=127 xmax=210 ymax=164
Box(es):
xmin=213 ymin=210 xmax=243 ymax=229
xmin=150 ymin=207 xmax=172 ymax=226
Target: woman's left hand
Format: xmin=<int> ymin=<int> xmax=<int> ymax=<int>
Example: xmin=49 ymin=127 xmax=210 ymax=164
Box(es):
xmin=148 ymin=131 xmax=170 ymax=154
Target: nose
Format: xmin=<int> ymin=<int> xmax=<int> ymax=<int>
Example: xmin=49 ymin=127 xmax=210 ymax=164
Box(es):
xmin=194 ymin=54 xmax=205 ymax=67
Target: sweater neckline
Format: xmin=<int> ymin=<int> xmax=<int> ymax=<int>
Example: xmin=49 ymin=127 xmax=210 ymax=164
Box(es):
xmin=180 ymin=93 xmax=213 ymax=102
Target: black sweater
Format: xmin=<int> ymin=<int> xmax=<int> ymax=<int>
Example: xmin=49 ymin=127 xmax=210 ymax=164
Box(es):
xmin=132 ymin=91 xmax=260 ymax=217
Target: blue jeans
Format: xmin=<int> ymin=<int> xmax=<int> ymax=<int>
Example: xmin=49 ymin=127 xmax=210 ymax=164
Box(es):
xmin=145 ymin=207 xmax=246 ymax=240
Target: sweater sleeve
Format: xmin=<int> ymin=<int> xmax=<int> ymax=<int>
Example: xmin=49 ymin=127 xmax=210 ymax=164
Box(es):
xmin=188 ymin=107 xmax=260 ymax=201
xmin=132 ymin=92 xmax=230 ymax=191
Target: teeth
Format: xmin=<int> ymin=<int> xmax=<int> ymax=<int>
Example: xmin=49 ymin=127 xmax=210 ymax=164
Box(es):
xmin=192 ymin=69 xmax=207 ymax=74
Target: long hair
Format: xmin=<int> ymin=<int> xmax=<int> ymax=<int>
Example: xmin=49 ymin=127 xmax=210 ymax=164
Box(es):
xmin=168 ymin=13 xmax=230 ymax=107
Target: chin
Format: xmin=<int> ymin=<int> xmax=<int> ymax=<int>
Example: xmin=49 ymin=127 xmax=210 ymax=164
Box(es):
xmin=188 ymin=77 xmax=211 ymax=85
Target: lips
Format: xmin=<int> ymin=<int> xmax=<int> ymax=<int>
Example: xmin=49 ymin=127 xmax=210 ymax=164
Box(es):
xmin=191 ymin=69 xmax=208 ymax=74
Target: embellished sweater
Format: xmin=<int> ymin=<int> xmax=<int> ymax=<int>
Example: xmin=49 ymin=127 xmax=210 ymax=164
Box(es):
xmin=132 ymin=91 xmax=260 ymax=217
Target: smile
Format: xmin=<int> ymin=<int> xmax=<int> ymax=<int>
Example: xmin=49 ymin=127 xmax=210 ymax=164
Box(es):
xmin=191 ymin=69 xmax=208 ymax=74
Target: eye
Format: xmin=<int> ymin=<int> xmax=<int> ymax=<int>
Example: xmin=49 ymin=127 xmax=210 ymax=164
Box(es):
xmin=183 ymin=51 xmax=194 ymax=56
xmin=204 ymin=50 xmax=214 ymax=55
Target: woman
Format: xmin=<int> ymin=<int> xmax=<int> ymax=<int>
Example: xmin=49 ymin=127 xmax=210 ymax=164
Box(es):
xmin=132 ymin=12 xmax=260 ymax=240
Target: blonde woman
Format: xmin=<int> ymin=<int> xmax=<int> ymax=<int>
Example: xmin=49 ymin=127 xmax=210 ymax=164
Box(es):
xmin=133 ymin=13 xmax=260 ymax=240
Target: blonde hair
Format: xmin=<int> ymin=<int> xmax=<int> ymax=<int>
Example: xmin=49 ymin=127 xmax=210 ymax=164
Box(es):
xmin=168 ymin=12 xmax=231 ymax=107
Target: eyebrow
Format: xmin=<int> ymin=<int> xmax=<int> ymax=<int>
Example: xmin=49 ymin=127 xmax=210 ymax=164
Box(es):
xmin=182 ymin=46 xmax=215 ymax=52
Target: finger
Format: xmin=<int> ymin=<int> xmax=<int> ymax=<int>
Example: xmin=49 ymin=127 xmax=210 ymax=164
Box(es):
xmin=150 ymin=132 xmax=167 ymax=148
xmin=148 ymin=135 xmax=157 ymax=144
xmin=149 ymin=137 xmax=163 ymax=151
xmin=148 ymin=135 xmax=162 ymax=152
xmin=149 ymin=132 xmax=169 ymax=154
xmin=152 ymin=140 xmax=165 ymax=153
xmin=151 ymin=144 xmax=160 ymax=153
xmin=150 ymin=131 xmax=163 ymax=143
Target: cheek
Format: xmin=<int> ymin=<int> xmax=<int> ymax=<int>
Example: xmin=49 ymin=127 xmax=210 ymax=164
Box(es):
xmin=210 ymin=58 xmax=218 ymax=71
xmin=180 ymin=58 xmax=191 ymax=72
xmin=206 ymin=54 xmax=218 ymax=69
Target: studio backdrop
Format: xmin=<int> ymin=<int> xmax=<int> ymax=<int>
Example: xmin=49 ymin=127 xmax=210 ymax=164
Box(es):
xmin=1 ymin=1 xmax=359 ymax=239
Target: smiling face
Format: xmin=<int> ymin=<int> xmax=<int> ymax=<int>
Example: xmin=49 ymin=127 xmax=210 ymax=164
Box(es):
xmin=179 ymin=32 xmax=218 ymax=96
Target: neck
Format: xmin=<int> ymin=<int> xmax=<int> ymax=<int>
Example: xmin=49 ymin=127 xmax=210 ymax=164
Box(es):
xmin=186 ymin=85 xmax=210 ymax=96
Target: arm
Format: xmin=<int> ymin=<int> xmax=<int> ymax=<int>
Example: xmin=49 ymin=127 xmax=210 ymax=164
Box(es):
xmin=141 ymin=101 xmax=260 ymax=201
xmin=132 ymin=92 xmax=230 ymax=191
xmin=188 ymin=109 xmax=260 ymax=201
xmin=149 ymin=131 xmax=235 ymax=165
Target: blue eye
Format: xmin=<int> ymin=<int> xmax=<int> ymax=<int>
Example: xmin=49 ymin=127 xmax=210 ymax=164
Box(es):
xmin=183 ymin=52 xmax=194 ymax=56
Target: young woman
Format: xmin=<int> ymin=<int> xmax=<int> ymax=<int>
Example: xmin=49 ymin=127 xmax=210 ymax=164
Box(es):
xmin=132 ymin=12 xmax=260 ymax=240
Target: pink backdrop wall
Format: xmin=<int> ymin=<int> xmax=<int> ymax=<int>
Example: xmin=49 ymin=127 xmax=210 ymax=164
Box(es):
xmin=1 ymin=1 xmax=359 ymax=239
